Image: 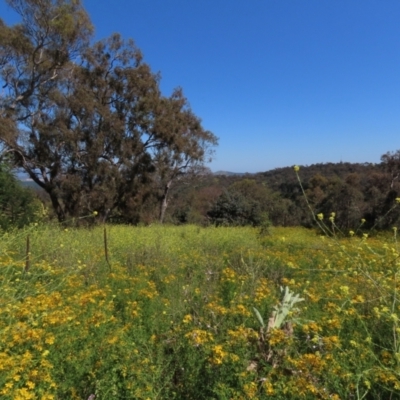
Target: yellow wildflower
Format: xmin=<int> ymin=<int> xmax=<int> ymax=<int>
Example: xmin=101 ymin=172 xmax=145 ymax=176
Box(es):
xmin=263 ymin=381 xmax=274 ymax=395
xmin=26 ymin=381 xmax=35 ymax=389
xmin=340 ymin=286 xmax=349 ymax=295
xmin=185 ymin=329 xmax=213 ymax=346
xmin=210 ymin=344 xmax=228 ymax=365
xmin=182 ymin=314 xmax=192 ymax=324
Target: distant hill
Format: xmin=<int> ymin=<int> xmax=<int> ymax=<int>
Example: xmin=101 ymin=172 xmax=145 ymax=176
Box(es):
xmin=211 ymin=162 xmax=382 ymax=189
xmin=19 ymin=179 xmax=41 ymax=189
xmin=213 ymin=171 xmax=247 ymax=176
xmin=255 ymin=161 xmax=381 ymax=191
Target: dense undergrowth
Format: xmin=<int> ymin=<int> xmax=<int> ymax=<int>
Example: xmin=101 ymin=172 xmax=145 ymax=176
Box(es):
xmin=1 ymin=223 xmax=400 ymax=399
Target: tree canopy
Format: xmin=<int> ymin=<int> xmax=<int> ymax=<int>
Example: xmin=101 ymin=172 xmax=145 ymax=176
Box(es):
xmin=0 ymin=0 xmax=217 ymax=224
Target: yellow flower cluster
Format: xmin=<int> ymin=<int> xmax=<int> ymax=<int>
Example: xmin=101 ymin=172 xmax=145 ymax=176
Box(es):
xmin=185 ymin=329 xmax=214 ymax=346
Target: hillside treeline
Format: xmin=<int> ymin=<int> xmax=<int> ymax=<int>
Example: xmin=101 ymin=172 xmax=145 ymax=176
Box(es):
xmin=165 ymin=153 xmax=400 ymax=231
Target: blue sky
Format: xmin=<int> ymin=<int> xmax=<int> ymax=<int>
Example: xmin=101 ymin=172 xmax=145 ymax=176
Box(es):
xmin=2 ymin=0 xmax=400 ymax=173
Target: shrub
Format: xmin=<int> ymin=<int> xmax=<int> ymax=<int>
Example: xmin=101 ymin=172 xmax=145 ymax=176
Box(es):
xmin=208 ymin=189 xmax=269 ymax=227
xmin=0 ymin=161 xmax=44 ymax=230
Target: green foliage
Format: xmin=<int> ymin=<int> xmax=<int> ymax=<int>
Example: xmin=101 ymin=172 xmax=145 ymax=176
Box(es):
xmin=207 ymin=180 xmax=278 ymax=230
xmin=254 ymin=286 xmax=304 ymax=330
xmin=0 ymin=161 xmax=43 ymax=230
xmin=208 ymin=189 xmax=268 ymax=227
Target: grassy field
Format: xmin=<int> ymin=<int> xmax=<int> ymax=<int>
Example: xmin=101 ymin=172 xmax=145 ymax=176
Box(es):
xmin=1 ymin=223 xmax=400 ymax=399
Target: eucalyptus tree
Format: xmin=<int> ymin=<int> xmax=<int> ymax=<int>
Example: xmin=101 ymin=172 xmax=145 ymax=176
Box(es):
xmin=0 ymin=0 xmax=93 ymax=221
xmin=0 ymin=0 xmax=217 ymax=224
xmin=61 ymin=35 xmax=217 ymax=223
xmin=49 ymin=33 xmax=165 ymax=221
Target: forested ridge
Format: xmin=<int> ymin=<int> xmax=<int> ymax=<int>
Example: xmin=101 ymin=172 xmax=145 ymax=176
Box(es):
xmin=165 ymin=158 xmax=400 ymax=230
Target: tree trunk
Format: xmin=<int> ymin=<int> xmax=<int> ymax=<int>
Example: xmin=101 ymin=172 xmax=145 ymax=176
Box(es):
xmin=48 ymin=190 xmax=65 ymax=223
xmin=159 ymin=180 xmax=172 ymax=224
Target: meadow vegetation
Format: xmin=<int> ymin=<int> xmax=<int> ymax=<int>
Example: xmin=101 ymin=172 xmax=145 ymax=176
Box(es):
xmin=1 ymin=221 xmax=400 ymax=399
xmin=2 ymin=1 xmax=400 ymax=398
